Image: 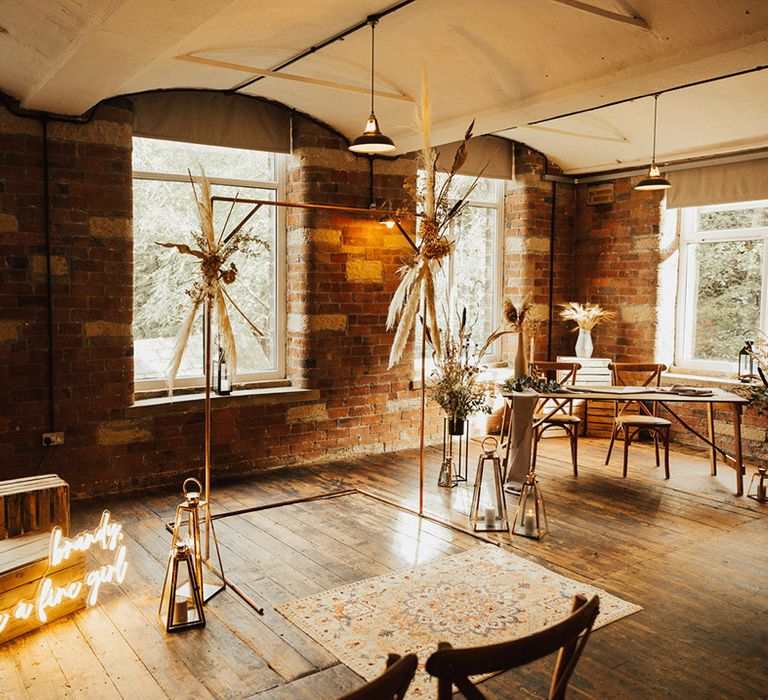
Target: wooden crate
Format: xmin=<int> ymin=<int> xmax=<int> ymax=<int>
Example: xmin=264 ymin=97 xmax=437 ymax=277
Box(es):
xmin=0 ymin=532 xmax=86 ymax=645
xmin=0 ymin=474 xmax=70 ymax=540
xmin=557 ymin=357 xmax=617 ymax=438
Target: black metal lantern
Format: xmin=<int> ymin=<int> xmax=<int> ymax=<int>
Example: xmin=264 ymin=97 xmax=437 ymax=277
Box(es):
xmin=739 ymin=341 xmax=756 ymax=383
xmin=213 ymin=345 xmax=231 ymax=395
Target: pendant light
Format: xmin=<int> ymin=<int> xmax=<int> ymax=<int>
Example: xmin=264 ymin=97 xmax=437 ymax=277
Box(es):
xmin=635 ymin=94 xmax=671 ymax=191
xmin=349 ymin=18 xmax=395 ymax=154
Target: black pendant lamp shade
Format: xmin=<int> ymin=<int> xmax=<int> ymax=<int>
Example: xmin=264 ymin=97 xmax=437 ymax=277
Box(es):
xmin=349 ymin=18 xmax=396 ymax=154
xmin=635 ymin=94 xmax=671 ymax=191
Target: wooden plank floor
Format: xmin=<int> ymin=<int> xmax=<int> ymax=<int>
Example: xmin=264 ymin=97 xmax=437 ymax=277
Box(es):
xmin=1 ymin=437 xmax=766 ymax=699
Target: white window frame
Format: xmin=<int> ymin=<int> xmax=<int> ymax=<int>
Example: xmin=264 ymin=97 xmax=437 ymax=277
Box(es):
xmin=132 ymin=149 xmax=287 ymax=391
xmin=675 ymin=199 xmax=768 ymax=374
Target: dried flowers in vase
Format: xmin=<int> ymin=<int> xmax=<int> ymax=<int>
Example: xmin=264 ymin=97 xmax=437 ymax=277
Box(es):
xmin=560 ymin=301 xmax=615 ymax=359
xmin=505 ymin=293 xmax=534 ymax=376
xmin=386 ymin=72 xmax=486 ymax=368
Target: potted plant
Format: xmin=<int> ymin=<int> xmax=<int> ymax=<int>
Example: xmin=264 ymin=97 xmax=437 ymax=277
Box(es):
xmin=559 ymin=302 xmax=615 ymax=358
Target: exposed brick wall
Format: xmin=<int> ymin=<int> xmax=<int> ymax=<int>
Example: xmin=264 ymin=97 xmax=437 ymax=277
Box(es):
xmin=502 ymin=145 xmax=575 ymax=363
xmin=0 ymin=101 xmax=442 ymax=498
xmin=573 ymin=177 xmax=666 ymax=361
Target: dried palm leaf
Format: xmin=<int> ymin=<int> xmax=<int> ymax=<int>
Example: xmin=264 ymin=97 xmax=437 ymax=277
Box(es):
xmin=388 ymin=266 xmax=425 ymax=368
xmin=166 ymin=293 xmax=203 ymax=395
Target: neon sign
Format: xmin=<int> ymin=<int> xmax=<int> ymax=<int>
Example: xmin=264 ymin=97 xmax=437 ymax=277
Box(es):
xmin=0 ymin=510 xmax=128 ymax=640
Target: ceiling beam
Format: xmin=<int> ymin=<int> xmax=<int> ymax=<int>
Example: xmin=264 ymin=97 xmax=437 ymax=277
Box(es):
xmin=548 ymin=0 xmax=650 ymax=30
xmin=176 ymin=53 xmax=414 ymax=103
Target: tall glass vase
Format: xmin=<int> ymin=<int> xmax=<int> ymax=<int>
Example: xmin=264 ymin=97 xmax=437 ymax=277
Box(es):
xmin=575 ymin=328 xmax=593 ymax=358
xmin=514 ymin=332 xmax=528 ymax=377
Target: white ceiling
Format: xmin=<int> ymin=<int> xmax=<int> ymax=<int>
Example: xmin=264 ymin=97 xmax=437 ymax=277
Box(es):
xmin=1 ymin=0 xmax=767 ymax=173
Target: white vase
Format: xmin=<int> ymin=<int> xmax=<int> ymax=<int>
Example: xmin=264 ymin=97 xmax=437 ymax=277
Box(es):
xmin=575 ymin=328 xmax=593 ymax=358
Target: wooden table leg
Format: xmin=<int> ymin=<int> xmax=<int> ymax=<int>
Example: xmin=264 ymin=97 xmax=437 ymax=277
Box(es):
xmin=707 ymin=402 xmax=717 ymax=476
xmin=731 ymin=403 xmax=744 ymax=496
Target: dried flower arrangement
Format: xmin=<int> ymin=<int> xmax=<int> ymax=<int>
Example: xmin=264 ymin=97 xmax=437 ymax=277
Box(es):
xmin=387 ymin=73 xmax=486 ymax=368
xmin=426 ymin=304 xmax=523 ymax=421
xmin=503 ymin=293 xmax=533 ymax=332
xmin=559 ymin=302 xmax=615 ymax=330
xmin=426 ymin=309 xmax=495 ymax=422
xmin=157 ymin=173 xmax=268 ymax=392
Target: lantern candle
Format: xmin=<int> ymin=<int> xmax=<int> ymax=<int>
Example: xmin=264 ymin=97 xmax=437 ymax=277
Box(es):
xmin=173 ymin=596 xmax=189 ymax=624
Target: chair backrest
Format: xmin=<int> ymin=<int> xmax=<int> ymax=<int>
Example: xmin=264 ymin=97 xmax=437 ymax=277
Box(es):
xmin=337 ymin=653 xmax=418 ymax=700
xmin=609 ymin=363 xmax=666 ymax=387
xmin=530 ymin=361 xmax=582 ymax=386
xmin=425 ymin=594 xmax=599 ymax=700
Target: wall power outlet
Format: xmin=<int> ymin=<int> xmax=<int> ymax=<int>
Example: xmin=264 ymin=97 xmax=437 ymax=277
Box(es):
xmin=42 ymin=432 xmax=65 ymax=446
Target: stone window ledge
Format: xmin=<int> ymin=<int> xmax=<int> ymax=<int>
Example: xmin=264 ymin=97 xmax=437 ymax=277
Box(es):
xmin=130 ymin=385 xmax=320 ymax=413
xmin=663 ymin=368 xmax=743 ymax=388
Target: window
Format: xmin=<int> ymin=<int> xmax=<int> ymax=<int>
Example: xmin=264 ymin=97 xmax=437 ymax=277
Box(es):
xmin=427 ymin=173 xmax=504 ymax=354
xmin=132 ymin=137 xmax=285 ymax=389
xmin=676 ymin=199 xmax=768 ymax=372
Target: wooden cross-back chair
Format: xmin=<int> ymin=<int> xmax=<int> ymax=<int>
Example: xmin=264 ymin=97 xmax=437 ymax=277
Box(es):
xmin=337 ymin=653 xmax=418 ymax=700
xmin=425 ymin=594 xmax=600 ymax=700
xmin=529 ymin=361 xmax=582 ymax=477
xmin=604 ymin=362 xmax=671 ymax=479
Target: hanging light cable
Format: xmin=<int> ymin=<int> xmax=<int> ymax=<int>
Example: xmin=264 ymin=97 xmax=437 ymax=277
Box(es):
xmin=635 ymin=94 xmax=671 ymax=191
xmin=349 ymin=17 xmax=396 ymax=154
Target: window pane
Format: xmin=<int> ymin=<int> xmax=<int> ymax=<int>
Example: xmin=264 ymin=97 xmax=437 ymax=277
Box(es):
xmin=689 ymin=239 xmax=762 ymax=361
xmin=423 ymin=172 xmax=499 ymax=205
xmin=133 ymin=180 xmax=277 ymax=382
xmin=698 ymin=202 xmax=768 ymax=231
xmin=452 ymin=205 xmax=497 ymax=346
xmin=132 ymin=137 xmax=275 ymax=182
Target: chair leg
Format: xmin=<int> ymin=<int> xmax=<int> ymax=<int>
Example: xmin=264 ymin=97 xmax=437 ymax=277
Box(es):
xmin=663 ymin=427 xmax=670 ymax=479
xmin=653 ymin=430 xmax=660 ymax=467
xmin=570 ymin=427 xmax=578 ymax=477
xmin=622 ymin=428 xmax=630 ymax=478
xmin=605 ymin=425 xmax=618 ymax=465
xmin=532 ymin=426 xmax=540 ymax=471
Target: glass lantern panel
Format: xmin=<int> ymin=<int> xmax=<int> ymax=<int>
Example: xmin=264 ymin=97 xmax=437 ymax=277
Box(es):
xmin=171 ymin=558 xmax=202 ymax=626
xmin=513 ymin=488 xmax=539 ymax=537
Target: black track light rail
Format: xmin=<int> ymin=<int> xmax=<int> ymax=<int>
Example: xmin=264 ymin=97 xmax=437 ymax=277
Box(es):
xmin=521 ymin=63 xmax=768 ymax=129
xmin=230 ymin=0 xmax=417 ymax=93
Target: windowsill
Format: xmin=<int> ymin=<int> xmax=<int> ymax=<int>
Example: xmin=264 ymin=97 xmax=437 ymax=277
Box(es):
xmin=130 ymin=383 xmax=319 ymax=411
xmin=663 ymin=367 xmax=743 ymax=387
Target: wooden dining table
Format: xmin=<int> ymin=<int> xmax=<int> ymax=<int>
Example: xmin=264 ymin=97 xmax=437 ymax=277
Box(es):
xmin=500 ymin=386 xmax=750 ymax=495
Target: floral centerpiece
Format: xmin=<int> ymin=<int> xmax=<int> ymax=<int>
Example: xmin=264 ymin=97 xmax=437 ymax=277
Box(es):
xmin=559 ymin=301 xmax=615 ymax=359
xmin=427 ymin=309 xmax=498 ymax=434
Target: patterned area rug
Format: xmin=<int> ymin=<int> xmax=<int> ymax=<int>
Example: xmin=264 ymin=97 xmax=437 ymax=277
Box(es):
xmin=277 ymin=546 xmax=641 ymax=697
